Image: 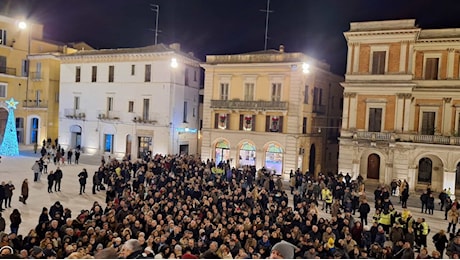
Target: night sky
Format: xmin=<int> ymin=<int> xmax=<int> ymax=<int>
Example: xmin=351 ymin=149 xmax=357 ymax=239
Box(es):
xmin=2 ymin=0 xmax=460 ymax=75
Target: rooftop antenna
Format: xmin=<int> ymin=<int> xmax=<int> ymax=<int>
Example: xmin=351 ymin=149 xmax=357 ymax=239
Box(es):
xmin=260 ymin=0 xmax=273 ymax=50
xmin=150 ymin=4 xmax=160 ymax=45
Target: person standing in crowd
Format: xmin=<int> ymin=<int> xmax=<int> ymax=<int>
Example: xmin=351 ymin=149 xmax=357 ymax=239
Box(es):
xmin=47 ymin=171 xmax=55 ymax=193
xmin=0 ymin=182 xmax=5 ymax=212
xmin=9 ymin=209 xmax=21 ymax=234
xmin=75 ymin=148 xmax=81 ymax=164
xmin=20 ymin=179 xmax=28 ymax=205
xmin=67 ymin=149 xmax=73 ymax=164
xmin=54 ymin=167 xmax=63 ymax=192
xmin=358 ymin=199 xmax=370 ymax=225
xmin=439 ymin=189 xmax=448 ymax=211
xmin=427 ymin=193 xmax=435 ymax=215
xmin=4 ymin=181 xmax=14 ymax=209
xmin=420 ymin=190 xmax=429 ymax=214
xmin=78 ymin=168 xmax=88 ymax=195
xmin=92 ymin=171 xmax=100 ymax=194
xmin=31 ymin=161 xmax=40 ymax=182
xmin=447 ymin=205 xmax=459 ymax=234
xmin=432 ymin=229 xmax=448 ymax=257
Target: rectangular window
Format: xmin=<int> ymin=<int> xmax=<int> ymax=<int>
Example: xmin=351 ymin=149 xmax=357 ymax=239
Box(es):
xmin=368 ymin=108 xmax=382 ymax=132
xmin=21 ymin=59 xmax=28 ymax=77
xmin=266 ymin=115 xmax=283 ymax=132
xmin=145 ymin=64 xmax=151 ymax=82
xmin=271 ymin=83 xmax=281 ymax=101
xmin=313 ymin=87 xmax=319 ymax=105
xmin=143 ymin=99 xmax=150 ymax=120
xmin=0 ymin=56 xmax=6 ymax=74
xmin=74 ymin=96 xmax=80 ymax=110
xmin=0 ymin=84 xmax=6 ymax=98
xmin=425 ymin=58 xmax=439 ymax=80
xmin=131 ymin=65 xmax=135 ymax=76
xmin=220 ymin=83 xmax=229 ymax=100
xmin=421 ymin=111 xmax=435 ymax=135
xmin=75 ymin=66 xmax=81 ymax=82
xmin=107 ymin=97 xmax=113 ymax=111
xmin=34 ymin=62 xmax=42 ymax=80
xmin=91 ymin=66 xmax=97 ymax=82
xmin=104 ymin=134 xmax=114 ymax=153
xmin=372 ymin=51 xmax=386 ymax=74
xmin=193 ymin=107 xmax=196 ymax=117
xmin=244 ymin=83 xmax=254 ymax=101
xmin=302 ymin=117 xmax=307 ymax=134
xmin=128 ymin=101 xmax=134 ymax=112
xmin=194 ymin=70 xmax=197 ymax=81
xmin=183 ymin=101 xmax=188 ymax=123
xmin=0 ymin=29 xmax=6 ymax=45
xmin=185 ymin=68 xmax=189 ymax=86
xmin=304 ymin=85 xmax=309 ymax=104
xmin=108 ymin=65 xmax=114 ymax=82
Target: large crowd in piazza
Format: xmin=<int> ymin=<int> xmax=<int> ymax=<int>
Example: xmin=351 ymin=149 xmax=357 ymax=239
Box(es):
xmin=0 ymin=146 xmax=459 ymax=259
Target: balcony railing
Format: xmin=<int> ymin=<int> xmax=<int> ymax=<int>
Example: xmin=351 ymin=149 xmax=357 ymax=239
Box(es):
xmin=132 ymin=115 xmax=157 ymax=124
xmin=30 ymin=72 xmax=42 ymax=81
xmin=97 ymin=110 xmax=120 ymax=120
xmin=23 ymin=100 xmax=48 ymax=108
xmin=312 ymin=104 xmax=326 ymax=114
xmin=64 ymin=109 xmax=86 ymax=120
xmin=351 ymin=131 xmax=460 ymax=146
xmin=210 ymin=99 xmax=288 ymax=110
xmin=0 ymin=66 xmax=17 ymax=76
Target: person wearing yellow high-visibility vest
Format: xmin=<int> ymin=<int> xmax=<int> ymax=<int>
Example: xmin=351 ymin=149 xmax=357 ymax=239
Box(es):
xmin=420 ymin=218 xmax=430 ymax=248
xmin=378 ymin=209 xmax=392 ymax=233
xmin=324 ymin=188 xmax=333 ymax=213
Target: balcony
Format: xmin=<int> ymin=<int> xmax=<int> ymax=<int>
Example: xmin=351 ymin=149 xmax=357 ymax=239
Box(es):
xmin=30 ymin=72 xmax=42 ymax=81
xmin=0 ymin=66 xmax=17 ymax=76
xmin=97 ymin=110 xmax=120 ymax=121
xmin=64 ymin=109 xmax=86 ymax=120
xmin=210 ymin=99 xmax=288 ymax=110
xmin=350 ymin=130 xmax=460 ymax=146
xmin=23 ymin=100 xmax=48 ymax=108
xmin=132 ymin=115 xmax=157 ymax=124
xmin=312 ymin=104 xmax=326 ymax=114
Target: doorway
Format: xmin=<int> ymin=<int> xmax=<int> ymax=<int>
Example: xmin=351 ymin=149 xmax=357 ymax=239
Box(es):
xmin=367 ymin=153 xmax=380 ymax=179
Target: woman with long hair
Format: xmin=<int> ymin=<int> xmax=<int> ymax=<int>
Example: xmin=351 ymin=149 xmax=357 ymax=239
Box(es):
xmin=9 ymin=209 xmax=21 ymax=234
xmin=432 ymin=229 xmax=449 ymax=257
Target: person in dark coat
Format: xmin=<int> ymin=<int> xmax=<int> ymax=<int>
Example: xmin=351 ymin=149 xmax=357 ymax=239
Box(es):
xmin=4 ymin=181 xmax=14 ymax=208
xmin=78 ymin=168 xmax=88 ymax=195
xmin=67 ymin=149 xmax=73 ymax=164
xmin=75 ymin=149 xmax=81 ymax=164
xmin=38 ymin=207 xmax=49 ymax=224
xmin=427 ymin=193 xmax=435 ymax=215
xmin=420 ymin=191 xmax=429 ymax=213
xmin=54 ymin=167 xmax=63 ymax=192
xmin=20 ymin=179 xmax=29 ymax=204
xmin=433 ymin=229 xmax=449 ymax=257
xmin=358 ymin=199 xmax=371 ymax=225
xmin=9 ymin=209 xmax=21 ymax=234
xmin=92 ymin=171 xmax=100 ymax=194
xmin=0 ymin=213 xmax=5 ymax=232
xmin=49 ymin=201 xmax=63 ymax=218
xmin=47 ymin=171 xmax=55 ymax=193
xmin=0 ymin=182 xmax=5 ymax=211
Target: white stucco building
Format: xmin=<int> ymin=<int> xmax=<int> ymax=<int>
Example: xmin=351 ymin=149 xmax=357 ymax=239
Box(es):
xmin=58 ymin=44 xmax=201 ymax=158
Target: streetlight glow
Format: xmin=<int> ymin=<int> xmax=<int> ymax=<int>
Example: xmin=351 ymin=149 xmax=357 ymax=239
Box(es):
xmin=170 ymin=58 xmax=178 ymax=68
xmin=18 ymin=21 xmax=27 ymax=30
xmin=302 ymin=62 xmax=310 ymax=74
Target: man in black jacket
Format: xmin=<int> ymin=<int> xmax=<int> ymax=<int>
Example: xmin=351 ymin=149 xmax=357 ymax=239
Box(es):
xmin=358 ymin=199 xmax=371 ymax=225
xmin=78 ymin=168 xmax=88 ymax=195
xmin=54 ymin=167 xmax=63 ymax=192
xmin=0 ymin=182 xmax=5 ymax=212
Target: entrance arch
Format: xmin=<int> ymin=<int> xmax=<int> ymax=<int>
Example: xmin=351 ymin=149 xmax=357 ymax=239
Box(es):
xmin=309 ymin=144 xmax=316 ymax=175
xmin=415 ymin=155 xmax=443 ymax=192
xmin=418 ymin=158 xmax=432 ymax=183
xmin=367 ymin=153 xmax=380 ymax=179
xmin=265 ymin=142 xmax=284 ymax=175
xmin=69 ymin=125 xmax=82 ymax=149
xmin=238 ymin=141 xmax=256 ymax=167
xmin=214 ymin=139 xmax=230 ymax=165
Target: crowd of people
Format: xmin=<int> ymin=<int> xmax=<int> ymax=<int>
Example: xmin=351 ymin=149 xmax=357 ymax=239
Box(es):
xmin=0 ymin=150 xmax=459 ymax=258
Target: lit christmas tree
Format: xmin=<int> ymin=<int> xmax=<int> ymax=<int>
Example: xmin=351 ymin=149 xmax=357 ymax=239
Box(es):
xmin=0 ymin=98 xmax=19 ymax=156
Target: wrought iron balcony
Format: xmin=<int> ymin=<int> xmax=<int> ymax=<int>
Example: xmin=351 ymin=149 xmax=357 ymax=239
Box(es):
xmin=23 ymin=100 xmax=48 ymax=108
xmin=0 ymin=66 xmax=17 ymax=76
xmin=97 ymin=110 xmax=120 ymax=120
xmin=30 ymin=72 xmax=42 ymax=81
xmin=132 ymin=115 xmax=157 ymax=124
xmin=349 ymin=130 xmax=460 ymax=146
xmin=64 ymin=109 xmax=86 ymax=120
xmin=210 ymin=99 xmax=288 ymax=110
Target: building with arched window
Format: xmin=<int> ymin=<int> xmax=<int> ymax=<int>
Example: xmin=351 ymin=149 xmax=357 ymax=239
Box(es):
xmin=339 ymin=19 xmax=460 ymax=194
xmin=200 ymin=46 xmax=343 ymax=178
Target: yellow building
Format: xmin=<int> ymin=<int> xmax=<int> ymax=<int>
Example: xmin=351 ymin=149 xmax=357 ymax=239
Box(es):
xmin=201 ymin=46 xmax=343 ymax=177
xmin=339 ymin=19 xmax=460 ymax=193
xmin=0 ymin=15 xmax=83 ymax=146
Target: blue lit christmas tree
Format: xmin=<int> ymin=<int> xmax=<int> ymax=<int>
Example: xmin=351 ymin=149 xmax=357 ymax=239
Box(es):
xmin=0 ymin=98 xmax=19 ymax=156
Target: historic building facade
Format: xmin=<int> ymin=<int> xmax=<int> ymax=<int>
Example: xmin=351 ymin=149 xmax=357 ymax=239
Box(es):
xmin=339 ymin=19 xmax=460 ymax=193
xmin=0 ymin=15 xmax=79 ymax=146
xmin=58 ymin=44 xmax=201 ymax=158
xmin=201 ymin=46 xmax=343 ymax=177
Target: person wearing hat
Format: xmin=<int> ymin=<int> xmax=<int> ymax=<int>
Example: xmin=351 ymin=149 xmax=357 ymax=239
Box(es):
xmin=30 ymin=246 xmax=43 ymax=259
xmin=269 ymin=240 xmax=298 ymax=259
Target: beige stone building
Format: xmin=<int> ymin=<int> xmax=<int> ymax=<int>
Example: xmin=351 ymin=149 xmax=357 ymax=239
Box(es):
xmin=339 ymin=19 xmax=460 ymax=193
xmin=201 ymin=46 xmax=343 ymax=177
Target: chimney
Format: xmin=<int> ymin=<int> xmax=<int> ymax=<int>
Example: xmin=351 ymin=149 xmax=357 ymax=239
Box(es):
xmin=169 ymin=43 xmax=181 ymax=51
xmin=279 ymin=44 xmax=285 ymax=53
